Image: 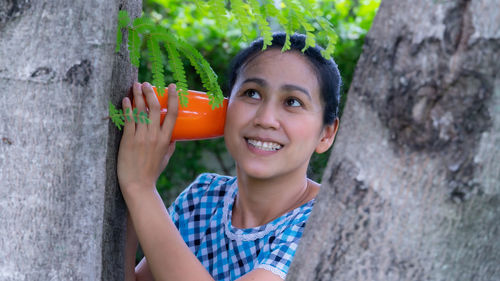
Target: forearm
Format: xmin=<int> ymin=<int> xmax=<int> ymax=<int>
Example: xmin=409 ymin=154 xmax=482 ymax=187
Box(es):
xmin=122 ymin=186 xmax=214 ymax=281
xmin=125 ymin=212 xmax=138 ymax=281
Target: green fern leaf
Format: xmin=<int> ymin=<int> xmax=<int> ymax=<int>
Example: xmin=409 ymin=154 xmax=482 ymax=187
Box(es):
xmin=316 ymin=17 xmax=338 ymax=58
xmin=230 ymin=0 xmax=252 ymax=41
xmin=282 ymin=32 xmax=291 ymax=52
xmin=163 ymin=35 xmax=189 ymax=106
xmin=176 ymin=39 xmax=224 ymax=107
xmin=147 ymin=36 xmax=166 ymax=97
xmin=302 ymin=31 xmax=316 ymax=52
xmin=249 ymin=0 xmax=273 ymax=49
xmin=208 ymin=0 xmax=229 ymax=29
xmin=118 ymin=10 xmax=130 ymax=28
xmin=116 ymin=10 xmax=131 ymax=53
xmin=264 ymin=2 xmax=279 ymax=17
xmin=125 ymin=108 xmax=132 ymax=122
xmin=128 ymin=28 xmax=141 ymax=67
xmin=109 ymin=101 xmax=125 ymax=130
xmin=133 ymin=108 xmax=139 ymax=123
xmin=285 ymin=1 xmax=302 ymax=32
xmin=133 ymin=16 xmax=156 ymax=34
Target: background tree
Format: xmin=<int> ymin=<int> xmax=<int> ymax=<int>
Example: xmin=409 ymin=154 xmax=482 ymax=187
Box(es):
xmin=287 ymin=0 xmax=500 ymax=280
xmin=0 ymin=0 xmax=140 ymax=280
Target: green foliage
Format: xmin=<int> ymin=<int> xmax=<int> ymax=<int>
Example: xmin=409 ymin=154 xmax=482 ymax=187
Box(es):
xmin=117 ymin=1 xmax=380 ymax=205
xmin=116 ymin=10 xmax=221 ymax=106
xmin=108 ymin=102 xmax=151 ymax=130
xmin=109 ymin=102 xmax=125 ymax=130
xmin=147 ymin=36 xmax=166 ymax=97
xmin=230 ymin=0 xmax=253 ymax=41
xmin=248 ymin=0 xmax=273 ymax=49
xmin=115 ymin=0 xmax=347 ymax=110
xmin=163 ymin=34 xmax=190 ymax=105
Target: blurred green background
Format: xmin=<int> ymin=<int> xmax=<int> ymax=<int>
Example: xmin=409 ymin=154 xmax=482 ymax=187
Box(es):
xmin=138 ymin=0 xmax=381 ymax=205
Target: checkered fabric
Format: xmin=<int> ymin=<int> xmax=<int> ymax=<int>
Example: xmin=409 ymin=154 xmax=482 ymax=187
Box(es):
xmin=168 ymin=173 xmax=315 ymax=280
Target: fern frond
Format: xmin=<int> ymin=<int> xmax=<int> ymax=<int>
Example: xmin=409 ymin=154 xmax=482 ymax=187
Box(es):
xmin=264 ymin=2 xmax=279 ymax=17
xmin=125 ymin=108 xmax=131 ymax=122
xmin=285 ymin=0 xmax=306 ymax=31
xmin=116 ymin=10 xmax=131 ymax=53
xmin=297 ymin=0 xmax=319 ymax=17
xmin=282 ymin=32 xmax=291 ymax=52
xmin=303 ymin=31 xmax=316 ymax=52
xmin=133 ymin=16 xmax=156 ymax=33
xmin=147 ymin=36 xmax=166 ymax=97
xmin=230 ymin=0 xmax=252 ymax=41
xmin=109 ymin=102 xmax=125 ymax=130
xmin=208 ymin=0 xmax=229 ymax=29
xmin=118 ymin=10 xmax=131 ymax=28
xmin=163 ymin=35 xmax=189 ymax=106
xmin=316 ymin=17 xmax=338 ymax=58
xmin=249 ymin=0 xmax=273 ymax=49
xmin=132 ymin=108 xmax=139 ymax=123
xmin=128 ymin=28 xmax=141 ymax=67
xmin=177 ymin=38 xmax=224 ymax=107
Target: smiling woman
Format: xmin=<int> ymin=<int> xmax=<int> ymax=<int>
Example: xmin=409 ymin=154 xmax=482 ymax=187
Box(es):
xmin=118 ymin=33 xmax=342 ymax=281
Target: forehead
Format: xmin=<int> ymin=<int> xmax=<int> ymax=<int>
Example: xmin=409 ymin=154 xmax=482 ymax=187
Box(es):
xmin=237 ymin=49 xmax=320 ymax=94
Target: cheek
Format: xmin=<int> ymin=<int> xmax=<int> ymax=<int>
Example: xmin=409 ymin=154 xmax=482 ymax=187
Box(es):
xmin=287 ymin=115 xmax=324 ymax=142
xmin=225 ymin=100 xmax=254 ymax=129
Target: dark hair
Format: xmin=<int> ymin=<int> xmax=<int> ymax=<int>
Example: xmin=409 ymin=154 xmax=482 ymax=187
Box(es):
xmin=227 ymin=32 xmax=341 ymax=125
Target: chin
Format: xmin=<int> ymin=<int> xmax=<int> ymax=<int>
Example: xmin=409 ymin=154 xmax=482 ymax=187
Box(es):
xmin=236 ymin=164 xmax=278 ymax=180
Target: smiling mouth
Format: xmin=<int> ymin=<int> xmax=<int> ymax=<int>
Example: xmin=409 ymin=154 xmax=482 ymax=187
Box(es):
xmin=246 ymin=138 xmax=283 ymax=151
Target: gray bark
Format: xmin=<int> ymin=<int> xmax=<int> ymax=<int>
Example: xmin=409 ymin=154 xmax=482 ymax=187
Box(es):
xmin=0 ymin=0 xmax=140 ymax=280
xmin=288 ymin=0 xmax=500 ymax=280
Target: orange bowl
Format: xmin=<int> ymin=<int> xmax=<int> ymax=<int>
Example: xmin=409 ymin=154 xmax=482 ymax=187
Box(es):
xmin=132 ymin=86 xmax=228 ymax=141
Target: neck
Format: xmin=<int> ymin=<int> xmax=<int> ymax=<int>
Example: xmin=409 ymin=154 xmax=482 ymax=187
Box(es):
xmin=231 ymin=166 xmax=318 ymax=228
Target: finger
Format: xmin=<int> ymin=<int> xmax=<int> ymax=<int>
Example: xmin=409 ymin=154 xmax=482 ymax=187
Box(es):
xmin=122 ymin=97 xmax=135 ymax=136
xmin=161 ymin=83 xmax=179 ymax=138
xmin=132 ymin=82 xmax=147 ymax=131
xmin=142 ymin=82 xmax=161 ymax=128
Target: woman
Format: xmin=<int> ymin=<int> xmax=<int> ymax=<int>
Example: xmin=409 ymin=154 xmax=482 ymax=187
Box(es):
xmin=118 ymin=33 xmax=341 ymax=280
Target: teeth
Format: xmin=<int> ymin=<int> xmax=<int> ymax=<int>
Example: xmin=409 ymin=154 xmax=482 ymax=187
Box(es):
xmin=247 ymin=139 xmax=283 ymax=151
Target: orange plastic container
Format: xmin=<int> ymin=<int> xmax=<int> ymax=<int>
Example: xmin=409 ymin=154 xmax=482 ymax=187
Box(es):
xmin=133 ymin=87 xmax=228 ymax=141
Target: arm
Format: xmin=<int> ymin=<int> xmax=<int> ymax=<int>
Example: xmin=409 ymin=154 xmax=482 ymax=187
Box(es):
xmin=118 ymin=82 xmax=285 ymax=281
xmin=117 ymin=82 xmax=214 ymax=281
xmin=125 ymin=212 xmax=139 ymax=281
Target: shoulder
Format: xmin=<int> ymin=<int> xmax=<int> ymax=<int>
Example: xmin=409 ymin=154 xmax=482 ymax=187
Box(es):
xmin=168 ymin=173 xmax=235 ymax=216
xmin=184 ymin=172 xmax=235 ymax=199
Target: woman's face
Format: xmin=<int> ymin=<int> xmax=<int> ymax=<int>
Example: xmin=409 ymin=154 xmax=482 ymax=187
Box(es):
xmin=224 ymin=49 xmax=335 ymax=180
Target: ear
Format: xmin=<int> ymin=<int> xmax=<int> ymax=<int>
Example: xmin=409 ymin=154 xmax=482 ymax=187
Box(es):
xmin=315 ymin=118 xmax=339 ymax=154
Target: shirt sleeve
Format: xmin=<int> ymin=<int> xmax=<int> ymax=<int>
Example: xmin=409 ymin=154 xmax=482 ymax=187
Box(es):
xmin=255 ymin=220 xmax=307 ymax=280
xmin=167 ymin=173 xmax=218 ymax=228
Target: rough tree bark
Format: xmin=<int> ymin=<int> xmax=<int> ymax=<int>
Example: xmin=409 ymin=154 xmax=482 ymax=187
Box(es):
xmin=0 ymin=0 xmax=140 ymax=280
xmin=288 ymin=0 xmax=500 ymax=280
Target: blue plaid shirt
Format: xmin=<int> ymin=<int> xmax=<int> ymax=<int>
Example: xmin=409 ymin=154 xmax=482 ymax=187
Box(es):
xmin=168 ymin=173 xmax=315 ymax=280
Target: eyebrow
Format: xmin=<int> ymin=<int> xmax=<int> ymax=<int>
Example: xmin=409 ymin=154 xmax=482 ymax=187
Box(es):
xmin=241 ymin=77 xmax=312 ymax=100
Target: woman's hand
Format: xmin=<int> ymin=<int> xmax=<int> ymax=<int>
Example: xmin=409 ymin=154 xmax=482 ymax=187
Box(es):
xmin=117 ymin=82 xmax=179 ymax=195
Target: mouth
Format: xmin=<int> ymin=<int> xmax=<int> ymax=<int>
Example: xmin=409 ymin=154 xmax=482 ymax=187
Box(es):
xmin=245 ymin=138 xmax=283 ymax=151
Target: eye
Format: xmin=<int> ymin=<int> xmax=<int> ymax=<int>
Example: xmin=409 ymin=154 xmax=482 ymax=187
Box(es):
xmin=285 ymin=97 xmax=303 ymax=107
xmin=243 ymin=89 xmax=261 ymax=100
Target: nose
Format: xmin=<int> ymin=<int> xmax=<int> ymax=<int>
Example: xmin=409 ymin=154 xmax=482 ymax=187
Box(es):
xmin=253 ymin=102 xmax=280 ymax=130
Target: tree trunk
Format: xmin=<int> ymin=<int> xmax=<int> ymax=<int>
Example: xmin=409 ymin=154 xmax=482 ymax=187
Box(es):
xmin=288 ymin=0 xmax=500 ymax=280
xmin=0 ymin=0 xmax=140 ymax=280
